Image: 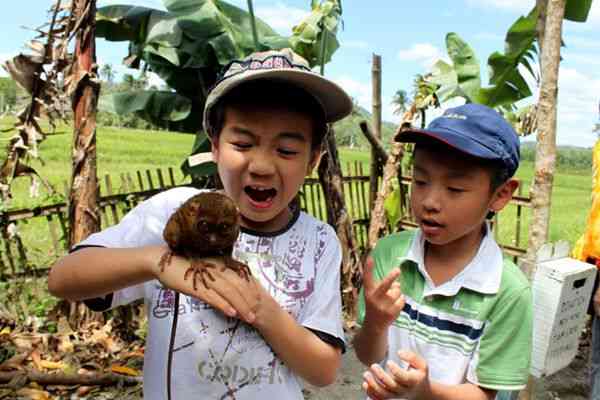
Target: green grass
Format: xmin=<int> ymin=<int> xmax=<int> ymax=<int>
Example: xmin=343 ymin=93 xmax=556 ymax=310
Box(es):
xmin=0 ymin=119 xmax=595 ymax=268
xmin=328 ymin=149 xmax=593 ymax=254
xmin=1 ymin=118 xmax=195 ymax=209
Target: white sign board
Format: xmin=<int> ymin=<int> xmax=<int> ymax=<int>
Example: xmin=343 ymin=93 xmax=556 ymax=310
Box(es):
xmin=530 ymin=241 xmax=597 ymax=377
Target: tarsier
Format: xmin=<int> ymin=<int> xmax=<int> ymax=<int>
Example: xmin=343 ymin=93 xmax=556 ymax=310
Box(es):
xmin=158 ymin=191 xmax=251 ymax=289
xmin=159 ymin=192 xmax=251 ymax=400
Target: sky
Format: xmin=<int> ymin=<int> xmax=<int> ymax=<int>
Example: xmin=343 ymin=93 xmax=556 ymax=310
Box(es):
xmin=2 ymin=0 xmax=599 ymax=147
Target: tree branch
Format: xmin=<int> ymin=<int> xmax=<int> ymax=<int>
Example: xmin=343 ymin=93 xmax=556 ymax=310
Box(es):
xmin=359 ymin=120 xmax=388 ymax=163
xmin=0 ymin=371 xmax=141 ymax=386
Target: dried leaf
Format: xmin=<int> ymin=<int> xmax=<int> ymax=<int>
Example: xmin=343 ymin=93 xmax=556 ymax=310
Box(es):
xmin=3 ymin=54 xmax=42 ymax=94
xmin=15 ymin=387 xmax=51 ymax=400
xmin=40 ymin=360 xmax=65 ymax=370
xmin=26 ymin=40 xmax=46 ymax=60
xmin=30 ymin=349 xmax=43 ymax=371
xmin=110 ymin=364 xmax=140 ymax=376
xmin=57 ymin=317 xmax=73 ymax=335
xmin=0 ymin=352 xmax=29 ymax=371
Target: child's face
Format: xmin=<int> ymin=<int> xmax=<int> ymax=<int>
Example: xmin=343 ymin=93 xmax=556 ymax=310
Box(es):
xmin=410 ymin=145 xmax=513 ymax=247
xmin=211 ymin=104 xmax=319 ymax=232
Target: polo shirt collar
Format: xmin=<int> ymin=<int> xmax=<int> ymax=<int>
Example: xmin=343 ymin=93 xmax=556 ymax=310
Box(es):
xmin=403 ymin=223 xmax=503 ymax=296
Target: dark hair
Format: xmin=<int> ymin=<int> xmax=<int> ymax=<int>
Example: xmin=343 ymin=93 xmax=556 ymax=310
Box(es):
xmin=206 ymin=79 xmax=328 ymax=150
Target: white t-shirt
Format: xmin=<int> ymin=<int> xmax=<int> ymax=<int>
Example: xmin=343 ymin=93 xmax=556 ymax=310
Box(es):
xmin=77 ymin=187 xmax=345 ymax=399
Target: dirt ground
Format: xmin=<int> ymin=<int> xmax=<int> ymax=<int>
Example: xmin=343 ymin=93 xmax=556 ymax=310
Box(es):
xmin=302 ymin=328 xmax=593 ymax=400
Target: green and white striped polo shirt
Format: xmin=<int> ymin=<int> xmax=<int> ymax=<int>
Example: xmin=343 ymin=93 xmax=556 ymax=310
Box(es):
xmin=358 ymin=227 xmax=532 ymax=391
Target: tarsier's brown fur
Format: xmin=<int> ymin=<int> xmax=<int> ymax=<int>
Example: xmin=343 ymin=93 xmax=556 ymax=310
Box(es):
xmin=159 ymin=192 xmax=251 ymax=290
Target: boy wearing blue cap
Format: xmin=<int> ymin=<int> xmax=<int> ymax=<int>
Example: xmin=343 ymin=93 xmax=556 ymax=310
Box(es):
xmin=353 ymin=104 xmax=532 ymax=400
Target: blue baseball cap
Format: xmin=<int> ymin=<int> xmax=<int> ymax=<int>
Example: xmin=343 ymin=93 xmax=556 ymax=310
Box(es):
xmin=396 ymin=104 xmax=520 ymax=177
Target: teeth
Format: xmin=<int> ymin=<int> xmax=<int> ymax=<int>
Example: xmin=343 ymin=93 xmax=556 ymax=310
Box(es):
xmin=250 ymin=186 xmax=271 ymax=191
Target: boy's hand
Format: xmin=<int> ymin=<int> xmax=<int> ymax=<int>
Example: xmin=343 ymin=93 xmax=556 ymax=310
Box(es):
xmin=150 ymin=245 xmax=260 ymax=323
xmin=362 ymin=351 xmax=431 ymax=400
xmin=363 ymin=257 xmax=405 ymax=333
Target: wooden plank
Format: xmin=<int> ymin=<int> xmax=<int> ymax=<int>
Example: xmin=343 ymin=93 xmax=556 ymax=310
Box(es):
xmin=315 ymin=183 xmax=324 ymax=220
xmin=46 ymin=215 xmax=61 ymax=254
xmin=0 ymin=237 xmax=6 ymax=279
xmin=56 ymin=211 xmax=69 ymax=250
xmin=99 ymin=205 xmax=109 ymax=230
xmin=136 ymin=170 xmax=144 ymax=191
xmin=146 ymin=170 xmax=154 ymax=190
xmin=14 ymin=226 xmax=28 ymax=270
xmin=309 ymin=182 xmax=317 ymax=218
xmin=126 ymin=172 xmax=135 ymax=192
xmin=358 ymin=162 xmax=369 ymax=220
xmin=1 ymin=227 xmax=15 ymax=275
xmin=299 ymin=185 xmax=307 ymax=212
xmin=168 ymin=167 xmax=176 ymax=186
xmin=157 ymin=168 xmax=165 ymax=188
xmin=120 ymin=173 xmax=129 ymax=193
xmin=105 ymin=175 xmax=120 ymax=224
xmin=515 ymin=182 xmax=523 ymax=247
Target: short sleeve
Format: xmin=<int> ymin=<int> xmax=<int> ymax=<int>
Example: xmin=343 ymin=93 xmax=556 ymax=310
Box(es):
xmin=467 ymin=286 xmax=533 ymax=390
xmin=297 ymin=224 xmax=345 ymax=346
xmin=75 ymin=187 xmax=200 ymax=308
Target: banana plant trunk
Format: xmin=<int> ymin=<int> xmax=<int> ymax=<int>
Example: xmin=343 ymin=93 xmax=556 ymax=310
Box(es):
xmin=522 ymin=0 xmax=565 ymax=277
xmin=520 ymin=1 xmax=566 ymax=399
xmin=367 ymin=105 xmax=419 ymax=251
xmin=318 ymin=128 xmax=362 ymax=320
xmin=68 ymin=0 xmax=101 ymax=326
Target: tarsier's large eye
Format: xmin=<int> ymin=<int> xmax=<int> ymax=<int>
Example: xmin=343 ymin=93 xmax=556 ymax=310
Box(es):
xmin=197 ymin=220 xmax=209 ymax=231
xmin=217 ymin=223 xmax=231 ymax=233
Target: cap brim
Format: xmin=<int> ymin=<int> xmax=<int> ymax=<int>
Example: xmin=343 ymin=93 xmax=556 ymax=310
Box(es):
xmin=204 ymin=69 xmax=352 ymax=125
xmin=396 ymin=127 xmax=501 ymax=161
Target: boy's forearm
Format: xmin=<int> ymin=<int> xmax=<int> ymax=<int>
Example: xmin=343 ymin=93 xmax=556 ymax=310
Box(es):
xmin=48 ymin=246 xmax=159 ymax=301
xmin=254 ymin=299 xmax=341 ymax=387
xmin=352 ymin=318 xmax=389 ymax=366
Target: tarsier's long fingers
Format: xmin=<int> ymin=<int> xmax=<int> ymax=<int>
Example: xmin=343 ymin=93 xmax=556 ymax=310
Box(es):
xmin=184 ymin=260 xmax=217 ymax=291
xmin=223 ymin=258 xmax=252 ymax=281
xmin=158 ymin=251 xmax=173 ymax=273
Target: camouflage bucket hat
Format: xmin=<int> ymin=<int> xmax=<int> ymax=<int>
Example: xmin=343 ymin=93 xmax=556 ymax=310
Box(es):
xmin=202 ymin=48 xmax=352 ymax=132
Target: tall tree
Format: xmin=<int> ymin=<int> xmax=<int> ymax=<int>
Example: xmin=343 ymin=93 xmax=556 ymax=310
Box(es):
xmin=100 ymin=63 xmax=115 ymax=85
xmin=392 ymin=89 xmax=408 ymax=116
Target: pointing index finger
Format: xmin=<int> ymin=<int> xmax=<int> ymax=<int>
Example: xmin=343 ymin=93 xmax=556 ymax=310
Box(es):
xmin=373 ymin=267 xmax=401 ymax=297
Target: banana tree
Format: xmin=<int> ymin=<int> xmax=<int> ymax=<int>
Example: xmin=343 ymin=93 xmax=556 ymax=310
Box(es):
xmin=96 ymin=0 xmax=343 ymax=179
xmin=429 ymin=0 xmax=593 ymax=123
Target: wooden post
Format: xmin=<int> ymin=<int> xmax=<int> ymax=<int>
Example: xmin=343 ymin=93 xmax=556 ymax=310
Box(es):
xmin=369 ymin=54 xmax=382 ymax=210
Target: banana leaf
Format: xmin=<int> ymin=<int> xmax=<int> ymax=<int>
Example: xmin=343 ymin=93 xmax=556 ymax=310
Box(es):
xmin=429 ymin=60 xmax=459 ymax=103
xmin=110 ymin=90 xmax=192 ymax=122
xmin=445 ymin=33 xmax=481 ymax=103
xmin=384 ymin=186 xmax=404 ymax=229
xmin=96 ymin=0 xmax=344 ymax=181
xmin=565 ymin=0 xmax=593 ymax=22
xmin=180 ymin=132 xmax=216 ymax=178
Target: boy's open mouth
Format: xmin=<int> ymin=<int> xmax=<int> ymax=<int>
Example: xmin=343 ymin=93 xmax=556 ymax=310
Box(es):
xmin=422 ymin=218 xmax=442 ymax=228
xmin=244 ymin=186 xmax=277 ymax=203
